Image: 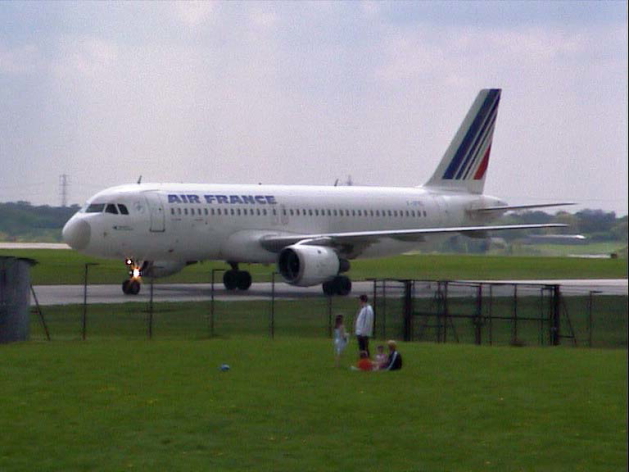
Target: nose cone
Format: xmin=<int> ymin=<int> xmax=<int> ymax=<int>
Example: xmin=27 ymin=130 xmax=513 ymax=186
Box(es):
xmin=62 ymin=218 xmax=91 ymax=251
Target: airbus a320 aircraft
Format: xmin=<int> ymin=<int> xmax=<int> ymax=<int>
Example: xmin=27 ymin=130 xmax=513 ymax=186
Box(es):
xmin=62 ymin=89 xmax=570 ymax=296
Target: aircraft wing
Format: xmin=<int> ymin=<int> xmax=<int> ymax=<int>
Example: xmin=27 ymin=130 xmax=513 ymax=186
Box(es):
xmin=472 ymin=203 xmax=575 ymax=213
xmin=259 ymin=223 xmax=567 ymax=254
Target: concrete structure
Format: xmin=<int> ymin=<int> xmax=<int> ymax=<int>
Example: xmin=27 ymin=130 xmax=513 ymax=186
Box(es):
xmin=0 ymin=257 xmax=36 ymax=343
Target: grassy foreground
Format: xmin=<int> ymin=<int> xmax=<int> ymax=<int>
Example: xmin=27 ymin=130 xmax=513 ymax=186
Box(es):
xmin=1 ymin=338 xmax=626 ymax=472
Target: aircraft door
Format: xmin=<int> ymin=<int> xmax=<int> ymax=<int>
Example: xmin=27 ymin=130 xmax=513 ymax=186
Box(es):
xmin=144 ymin=192 xmax=166 ymax=232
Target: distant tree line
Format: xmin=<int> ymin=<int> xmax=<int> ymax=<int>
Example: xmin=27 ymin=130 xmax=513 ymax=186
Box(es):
xmin=442 ymin=209 xmax=627 ymax=255
xmin=500 ymin=209 xmax=627 ymax=243
xmin=0 ymin=201 xmax=80 ymax=242
xmin=0 ymin=201 xmax=627 ymax=248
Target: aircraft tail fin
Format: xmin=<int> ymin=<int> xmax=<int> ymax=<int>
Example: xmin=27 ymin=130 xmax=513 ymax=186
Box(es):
xmin=425 ymin=88 xmax=501 ymax=194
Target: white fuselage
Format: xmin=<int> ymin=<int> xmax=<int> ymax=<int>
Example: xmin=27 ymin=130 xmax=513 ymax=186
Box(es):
xmin=63 ymin=182 xmax=502 ymax=265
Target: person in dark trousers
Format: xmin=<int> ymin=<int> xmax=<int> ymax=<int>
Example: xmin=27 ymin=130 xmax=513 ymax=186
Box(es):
xmin=382 ymin=340 xmax=403 ymax=371
xmin=354 ymin=294 xmax=374 ymax=357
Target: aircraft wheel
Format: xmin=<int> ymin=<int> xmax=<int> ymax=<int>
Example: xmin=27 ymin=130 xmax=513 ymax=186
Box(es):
xmin=130 ymin=280 xmax=141 ymax=295
xmin=236 ymin=271 xmax=252 ymax=291
xmin=223 ymin=270 xmax=238 ymax=290
xmin=335 ymin=276 xmax=352 ymax=296
xmin=323 ymin=276 xmax=352 ymax=296
xmin=322 ymin=280 xmax=336 ymax=297
xmin=122 ymin=279 xmax=141 ymax=295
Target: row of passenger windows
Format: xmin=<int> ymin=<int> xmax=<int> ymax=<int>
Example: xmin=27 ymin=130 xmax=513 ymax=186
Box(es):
xmin=170 ymin=207 xmax=429 ymax=218
xmin=85 ymin=203 xmax=130 ymax=215
xmin=171 ymin=207 xmax=271 ymax=217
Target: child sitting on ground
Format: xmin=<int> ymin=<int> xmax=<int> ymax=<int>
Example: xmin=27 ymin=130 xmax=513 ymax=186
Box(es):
xmin=350 ymin=351 xmax=374 ymax=371
xmin=373 ymin=345 xmax=388 ymax=370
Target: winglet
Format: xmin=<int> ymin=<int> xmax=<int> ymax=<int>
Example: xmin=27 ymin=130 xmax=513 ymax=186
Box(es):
xmin=425 ymin=89 xmax=501 ymax=194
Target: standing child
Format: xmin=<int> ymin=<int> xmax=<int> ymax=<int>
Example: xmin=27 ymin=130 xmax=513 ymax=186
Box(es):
xmin=333 ymin=315 xmax=349 ymax=367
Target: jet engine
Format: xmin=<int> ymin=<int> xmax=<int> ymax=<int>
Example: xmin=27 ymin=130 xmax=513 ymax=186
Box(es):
xmin=278 ymin=245 xmax=347 ymax=287
xmin=140 ymin=260 xmax=188 ymax=278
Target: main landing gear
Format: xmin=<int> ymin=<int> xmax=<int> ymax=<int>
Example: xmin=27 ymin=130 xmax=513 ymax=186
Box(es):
xmin=223 ymin=263 xmax=252 ymax=291
xmin=322 ymin=275 xmax=352 ymax=296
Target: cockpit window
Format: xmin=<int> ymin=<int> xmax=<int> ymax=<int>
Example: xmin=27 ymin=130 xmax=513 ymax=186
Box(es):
xmin=118 ymin=204 xmax=129 ymax=215
xmin=105 ymin=204 xmax=118 ymax=214
xmin=86 ymin=203 xmax=106 ymax=213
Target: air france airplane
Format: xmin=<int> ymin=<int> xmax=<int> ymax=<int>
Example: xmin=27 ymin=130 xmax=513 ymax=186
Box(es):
xmin=62 ymin=89 xmax=570 ymax=296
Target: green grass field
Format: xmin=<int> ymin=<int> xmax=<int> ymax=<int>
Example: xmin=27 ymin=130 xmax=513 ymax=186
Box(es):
xmin=2 ymin=249 xmax=627 ymax=470
xmin=1 ymin=249 xmax=627 ymax=285
xmin=0 ymin=338 xmax=626 ymax=472
xmin=504 ymin=241 xmax=626 ymax=258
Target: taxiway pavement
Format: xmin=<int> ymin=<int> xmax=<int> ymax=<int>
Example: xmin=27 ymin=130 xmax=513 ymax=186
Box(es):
xmin=32 ymin=279 xmax=627 ymax=306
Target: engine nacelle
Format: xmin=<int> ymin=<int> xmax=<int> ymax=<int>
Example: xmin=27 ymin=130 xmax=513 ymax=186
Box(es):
xmin=278 ymin=245 xmax=341 ymax=287
xmin=140 ymin=260 xmax=187 ymax=278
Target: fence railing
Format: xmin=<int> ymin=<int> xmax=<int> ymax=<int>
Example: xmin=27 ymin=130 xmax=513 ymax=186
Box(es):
xmin=27 ymin=267 xmax=628 ymax=349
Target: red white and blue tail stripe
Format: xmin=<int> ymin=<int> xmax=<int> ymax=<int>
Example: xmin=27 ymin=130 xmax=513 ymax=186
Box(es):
xmin=426 ymin=89 xmax=501 ymax=194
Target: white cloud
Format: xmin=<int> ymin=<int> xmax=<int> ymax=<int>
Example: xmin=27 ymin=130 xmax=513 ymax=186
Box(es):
xmin=249 ymin=7 xmax=278 ymax=30
xmin=175 ymin=1 xmax=216 ymax=28
xmin=360 ymin=1 xmax=382 ymax=19
xmin=53 ymin=37 xmax=119 ymax=80
xmin=375 ymin=26 xmax=607 ymax=86
xmin=0 ymin=43 xmax=39 ymax=74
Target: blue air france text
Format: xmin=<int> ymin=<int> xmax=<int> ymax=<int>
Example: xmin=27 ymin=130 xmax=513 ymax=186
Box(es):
xmin=168 ymin=194 xmax=277 ymax=205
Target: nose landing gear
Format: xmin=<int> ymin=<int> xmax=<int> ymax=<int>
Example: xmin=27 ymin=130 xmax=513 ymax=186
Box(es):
xmin=122 ymin=259 xmax=143 ymax=295
xmin=122 ymin=278 xmax=141 ymax=295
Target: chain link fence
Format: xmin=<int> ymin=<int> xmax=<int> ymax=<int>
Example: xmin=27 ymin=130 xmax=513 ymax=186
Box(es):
xmin=26 ymin=264 xmax=627 ymax=349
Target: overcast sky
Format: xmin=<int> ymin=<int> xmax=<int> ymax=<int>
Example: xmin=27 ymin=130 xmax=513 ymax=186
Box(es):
xmin=1 ymin=1 xmax=627 ymax=216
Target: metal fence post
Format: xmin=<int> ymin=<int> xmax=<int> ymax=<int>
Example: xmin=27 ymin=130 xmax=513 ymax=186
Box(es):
xmin=550 ymin=285 xmax=561 ymax=346
xmin=148 ymin=276 xmax=154 ymax=339
xmin=488 ymin=284 xmax=493 ymax=345
xmin=587 ymin=291 xmax=601 ymax=347
xmin=474 ymin=284 xmax=483 ymax=345
xmin=270 ymin=272 xmax=276 ymax=339
xmin=382 ymin=280 xmax=387 ymax=340
xmin=82 ymin=263 xmax=97 ymax=341
xmin=403 ymin=280 xmax=413 ymax=342
xmin=441 ymin=282 xmax=449 ymax=343
xmin=512 ymin=284 xmax=518 ymax=344
xmin=210 ymin=269 xmax=225 ymax=338
xmin=30 ymin=285 xmax=50 ymax=341
xmin=370 ymin=279 xmax=378 ymax=338
xmin=327 ymin=295 xmax=333 ymax=338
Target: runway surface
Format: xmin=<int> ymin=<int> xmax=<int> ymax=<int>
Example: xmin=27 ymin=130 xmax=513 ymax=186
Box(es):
xmin=32 ymin=279 xmax=627 ymax=306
